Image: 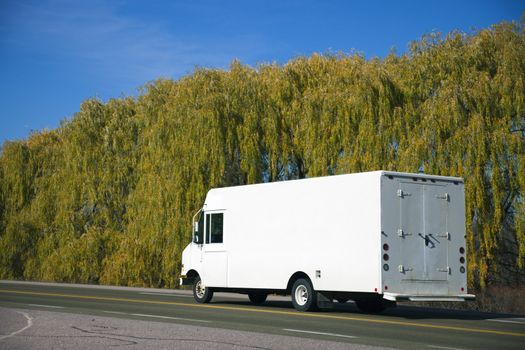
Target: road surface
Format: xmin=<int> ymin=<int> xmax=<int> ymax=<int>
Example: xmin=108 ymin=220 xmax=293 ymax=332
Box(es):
xmin=0 ymin=281 xmax=524 ymax=349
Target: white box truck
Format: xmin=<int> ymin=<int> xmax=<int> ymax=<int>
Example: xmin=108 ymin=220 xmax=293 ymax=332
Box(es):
xmin=180 ymin=171 xmax=475 ymax=312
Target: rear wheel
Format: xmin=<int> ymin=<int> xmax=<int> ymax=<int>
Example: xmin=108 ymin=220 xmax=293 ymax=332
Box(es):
xmin=192 ymin=276 xmax=213 ymax=303
xmin=291 ymin=278 xmax=317 ymax=311
xmin=248 ymin=292 xmax=268 ymax=305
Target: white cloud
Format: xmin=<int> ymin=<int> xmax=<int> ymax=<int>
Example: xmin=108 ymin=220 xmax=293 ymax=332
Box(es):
xmin=2 ymin=0 xmax=257 ymax=88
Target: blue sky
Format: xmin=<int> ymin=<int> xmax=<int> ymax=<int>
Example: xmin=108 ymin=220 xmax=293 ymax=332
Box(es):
xmin=0 ymin=0 xmax=522 ymax=143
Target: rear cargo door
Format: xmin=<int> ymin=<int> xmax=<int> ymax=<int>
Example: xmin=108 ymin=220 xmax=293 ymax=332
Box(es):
xmin=398 ymin=182 xmax=449 ymax=281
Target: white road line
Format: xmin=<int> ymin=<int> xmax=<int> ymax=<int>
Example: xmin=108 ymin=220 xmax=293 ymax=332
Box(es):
xmin=283 ymin=328 xmax=356 ymax=339
xmin=131 ymin=313 xmax=210 ymax=323
xmin=427 ymin=345 xmax=464 ymax=350
xmin=488 ymin=318 xmax=525 ymax=325
xmin=28 ymin=304 xmax=64 ymax=309
xmin=103 ymin=311 xmax=127 ymax=315
xmin=139 ymin=292 xmax=192 ymax=298
xmin=0 ymin=310 xmax=33 ymax=341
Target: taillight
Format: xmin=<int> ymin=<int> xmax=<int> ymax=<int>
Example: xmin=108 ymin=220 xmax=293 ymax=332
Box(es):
xmin=382 ymin=242 xmax=390 ymax=272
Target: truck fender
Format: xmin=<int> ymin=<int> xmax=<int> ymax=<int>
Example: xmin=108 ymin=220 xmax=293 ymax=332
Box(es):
xmin=181 ymin=269 xmax=199 ymax=286
xmin=286 ymin=271 xmax=312 ymax=292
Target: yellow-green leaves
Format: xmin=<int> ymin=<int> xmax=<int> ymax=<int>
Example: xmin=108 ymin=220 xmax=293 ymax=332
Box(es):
xmin=0 ymin=19 xmax=524 ymax=289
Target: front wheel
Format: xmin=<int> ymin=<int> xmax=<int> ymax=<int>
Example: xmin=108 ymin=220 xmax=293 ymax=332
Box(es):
xmin=291 ymin=278 xmax=317 ymax=311
xmin=193 ymin=276 xmax=213 ymax=303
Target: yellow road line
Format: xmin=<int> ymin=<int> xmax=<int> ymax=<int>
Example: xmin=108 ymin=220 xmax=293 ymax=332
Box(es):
xmin=0 ymin=289 xmax=523 ymax=337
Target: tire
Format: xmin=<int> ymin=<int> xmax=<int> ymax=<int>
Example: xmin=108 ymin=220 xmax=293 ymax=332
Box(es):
xmin=192 ymin=276 xmax=213 ymax=303
xmin=291 ymin=278 xmax=317 ymax=311
xmin=248 ymin=292 xmax=268 ymax=305
xmin=355 ymin=299 xmax=390 ymax=313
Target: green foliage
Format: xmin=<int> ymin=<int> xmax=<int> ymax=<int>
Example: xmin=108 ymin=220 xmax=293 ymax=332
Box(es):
xmin=0 ymin=20 xmax=524 ymax=288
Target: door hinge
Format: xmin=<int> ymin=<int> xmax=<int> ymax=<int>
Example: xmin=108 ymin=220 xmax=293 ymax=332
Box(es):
xmin=437 ymin=232 xmax=450 ymax=239
xmin=436 ymin=193 xmax=450 ymax=201
xmin=398 ymin=265 xmax=412 ymax=273
xmin=398 ymin=229 xmax=412 ymax=238
xmin=397 ymin=189 xmax=411 ymax=198
xmin=437 ymin=267 xmax=451 ymax=274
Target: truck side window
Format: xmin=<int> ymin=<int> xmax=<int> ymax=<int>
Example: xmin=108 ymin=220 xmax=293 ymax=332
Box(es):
xmin=211 ymin=213 xmax=223 ymax=243
xmin=205 ymin=213 xmax=224 ymax=244
xmin=195 ymin=211 xmax=204 ymax=244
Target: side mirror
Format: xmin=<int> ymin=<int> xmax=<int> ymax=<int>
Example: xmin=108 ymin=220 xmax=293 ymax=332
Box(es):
xmin=194 ymin=235 xmax=199 ymax=244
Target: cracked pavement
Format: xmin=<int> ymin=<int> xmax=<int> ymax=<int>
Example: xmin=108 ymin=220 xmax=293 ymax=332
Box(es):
xmin=0 ymin=307 xmax=387 ymax=349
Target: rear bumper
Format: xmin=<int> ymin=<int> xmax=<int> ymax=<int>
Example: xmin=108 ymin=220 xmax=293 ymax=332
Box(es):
xmin=383 ymin=292 xmax=476 ymax=302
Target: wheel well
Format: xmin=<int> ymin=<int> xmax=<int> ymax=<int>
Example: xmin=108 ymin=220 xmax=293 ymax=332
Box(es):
xmin=286 ymin=271 xmax=311 ymax=293
xmin=185 ymin=269 xmax=199 ymax=284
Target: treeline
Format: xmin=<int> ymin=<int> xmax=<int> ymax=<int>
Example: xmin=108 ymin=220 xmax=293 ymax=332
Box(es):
xmin=0 ymin=20 xmax=524 ymax=289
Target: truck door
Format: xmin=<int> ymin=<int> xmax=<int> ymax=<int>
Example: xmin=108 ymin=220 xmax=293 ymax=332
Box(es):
xmin=398 ymin=182 xmax=449 ymax=281
xmin=202 ymin=211 xmax=228 ymax=287
xmin=424 ymin=184 xmax=449 ymax=280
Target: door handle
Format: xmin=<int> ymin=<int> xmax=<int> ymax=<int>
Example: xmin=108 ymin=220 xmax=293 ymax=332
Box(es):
xmin=418 ymin=233 xmax=435 ymax=248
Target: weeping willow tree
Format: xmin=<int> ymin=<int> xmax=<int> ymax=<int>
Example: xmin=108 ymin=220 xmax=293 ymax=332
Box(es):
xmin=0 ymin=20 xmax=523 ymax=289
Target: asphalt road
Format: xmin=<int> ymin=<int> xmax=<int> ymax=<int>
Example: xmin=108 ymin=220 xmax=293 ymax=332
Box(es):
xmin=0 ymin=281 xmax=524 ymax=350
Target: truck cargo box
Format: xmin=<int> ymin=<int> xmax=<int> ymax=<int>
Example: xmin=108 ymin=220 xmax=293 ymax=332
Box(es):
xmin=181 ymin=171 xmax=474 ymax=311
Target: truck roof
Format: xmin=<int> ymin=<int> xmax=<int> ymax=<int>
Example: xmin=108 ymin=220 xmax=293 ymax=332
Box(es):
xmin=379 ymin=170 xmax=464 ymax=183
xmin=203 ymin=170 xmax=464 ymax=210
xmin=210 ymin=170 xmax=463 ymax=192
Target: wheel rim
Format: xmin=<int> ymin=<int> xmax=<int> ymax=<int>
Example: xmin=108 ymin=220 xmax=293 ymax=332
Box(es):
xmin=295 ymin=285 xmax=308 ymax=306
xmin=196 ymin=280 xmax=205 ymax=299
